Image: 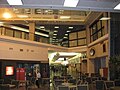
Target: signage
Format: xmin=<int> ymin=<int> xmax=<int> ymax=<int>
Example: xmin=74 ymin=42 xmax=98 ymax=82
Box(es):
xmin=6 ymin=66 xmax=14 ymax=75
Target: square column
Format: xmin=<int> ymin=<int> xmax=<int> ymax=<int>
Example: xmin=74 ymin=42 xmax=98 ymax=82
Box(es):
xmin=29 ymin=22 xmax=35 ymax=41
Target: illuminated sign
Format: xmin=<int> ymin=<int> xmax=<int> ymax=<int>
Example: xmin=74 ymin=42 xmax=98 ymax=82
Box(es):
xmin=6 ymin=66 xmax=14 ymax=75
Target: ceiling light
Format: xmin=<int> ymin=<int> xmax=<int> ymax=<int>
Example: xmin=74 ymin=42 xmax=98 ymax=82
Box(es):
xmin=3 ymin=12 xmax=12 ymax=19
xmin=11 ymin=26 xmax=29 ymax=32
xmin=60 ymin=16 xmax=70 ymax=19
xmin=59 ymin=52 xmax=79 ymax=56
xmin=65 ymin=34 xmax=68 ymax=36
xmin=61 ymin=61 xmax=68 ymax=66
xmin=0 ymin=22 xmax=3 ymax=24
xmin=64 ymin=36 xmax=68 ymax=38
xmin=100 ymin=17 xmax=110 ymax=20
xmin=69 ymin=27 xmax=73 ymax=29
xmin=54 ymin=30 xmax=58 ymax=32
xmin=53 ymin=34 xmax=57 ymax=35
xmin=7 ymin=0 xmax=23 ymax=5
xmin=40 ymin=26 xmax=45 ymax=29
xmin=54 ymin=26 xmax=59 ymax=29
xmin=17 ymin=15 xmax=28 ymax=18
xmin=35 ymin=32 xmax=49 ymax=37
xmin=114 ymin=3 xmax=120 ymax=10
xmin=57 ymin=58 xmax=68 ymax=61
xmin=64 ymin=0 xmax=79 ymax=7
xmin=67 ymin=30 xmax=71 ymax=32
xmin=53 ymin=37 xmax=56 ymax=38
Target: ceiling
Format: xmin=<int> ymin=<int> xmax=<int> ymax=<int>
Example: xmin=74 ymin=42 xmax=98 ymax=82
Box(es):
xmin=0 ymin=8 xmax=96 ymax=46
xmin=0 ymin=0 xmax=120 ymax=46
xmin=0 ymin=0 xmax=120 ymax=12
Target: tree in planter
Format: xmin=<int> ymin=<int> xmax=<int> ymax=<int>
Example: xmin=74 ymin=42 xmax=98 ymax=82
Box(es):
xmin=109 ymin=55 xmax=120 ymax=80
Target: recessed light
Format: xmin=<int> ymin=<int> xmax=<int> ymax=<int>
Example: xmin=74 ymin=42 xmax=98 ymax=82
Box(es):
xmin=53 ymin=37 xmax=56 ymax=38
xmin=40 ymin=26 xmax=45 ymax=29
xmin=53 ymin=34 xmax=57 ymax=35
xmin=114 ymin=3 xmax=120 ymax=10
xmin=69 ymin=27 xmax=73 ymax=29
xmin=54 ymin=30 xmax=58 ymax=32
xmin=65 ymin=34 xmax=68 ymax=36
xmin=64 ymin=0 xmax=79 ymax=7
xmin=64 ymin=37 xmax=68 ymax=38
xmin=7 ymin=0 xmax=23 ymax=5
xmin=54 ymin=26 xmax=59 ymax=29
xmin=67 ymin=31 xmax=71 ymax=32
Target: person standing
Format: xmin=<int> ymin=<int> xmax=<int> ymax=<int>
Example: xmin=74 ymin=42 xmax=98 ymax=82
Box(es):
xmin=36 ymin=70 xmax=41 ymax=88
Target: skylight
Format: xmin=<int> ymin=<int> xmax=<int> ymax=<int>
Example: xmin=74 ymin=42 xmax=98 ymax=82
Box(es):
xmin=114 ymin=3 xmax=120 ymax=10
xmin=64 ymin=0 xmax=79 ymax=7
xmin=7 ymin=0 xmax=23 ymax=5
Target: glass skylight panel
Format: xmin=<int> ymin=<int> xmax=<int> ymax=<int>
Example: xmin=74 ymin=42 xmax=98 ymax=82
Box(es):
xmin=114 ymin=3 xmax=120 ymax=10
xmin=7 ymin=0 xmax=23 ymax=5
xmin=64 ymin=0 xmax=79 ymax=7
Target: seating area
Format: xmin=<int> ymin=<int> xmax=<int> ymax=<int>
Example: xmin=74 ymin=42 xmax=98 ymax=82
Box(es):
xmin=51 ymin=73 xmax=120 ymax=90
xmin=0 ymin=79 xmax=19 ymax=90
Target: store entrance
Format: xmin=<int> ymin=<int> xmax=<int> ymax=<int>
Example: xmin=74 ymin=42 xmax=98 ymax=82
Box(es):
xmin=16 ymin=63 xmax=40 ymax=81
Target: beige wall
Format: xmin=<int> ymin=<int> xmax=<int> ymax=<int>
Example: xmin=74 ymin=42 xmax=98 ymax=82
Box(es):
xmin=87 ymin=36 xmax=109 ymax=74
xmin=0 ymin=36 xmax=48 ymax=61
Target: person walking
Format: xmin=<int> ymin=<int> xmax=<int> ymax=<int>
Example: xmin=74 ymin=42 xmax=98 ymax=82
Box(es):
xmin=36 ymin=70 xmax=41 ymax=88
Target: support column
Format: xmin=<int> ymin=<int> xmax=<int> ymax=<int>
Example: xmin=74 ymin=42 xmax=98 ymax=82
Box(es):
xmin=86 ymin=25 xmax=91 ymax=74
xmin=29 ymin=22 xmax=35 ymax=41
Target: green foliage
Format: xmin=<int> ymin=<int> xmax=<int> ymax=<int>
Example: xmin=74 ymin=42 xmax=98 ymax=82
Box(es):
xmin=110 ymin=55 xmax=120 ymax=64
xmin=109 ymin=55 xmax=120 ymax=80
